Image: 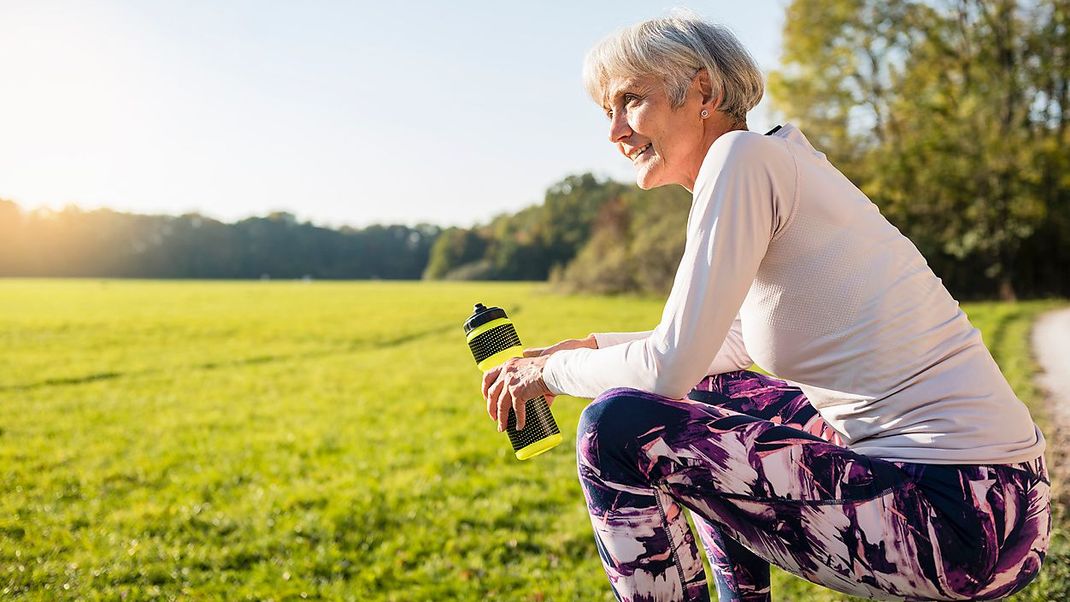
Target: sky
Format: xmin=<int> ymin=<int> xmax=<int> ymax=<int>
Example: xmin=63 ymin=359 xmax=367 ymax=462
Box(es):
xmin=0 ymin=0 xmax=788 ymax=229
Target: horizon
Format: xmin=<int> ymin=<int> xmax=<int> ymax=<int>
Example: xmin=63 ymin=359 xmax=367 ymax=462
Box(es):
xmin=0 ymin=170 xmax=628 ymax=231
xmin=0 ymin=1 xmax=786 ymax=230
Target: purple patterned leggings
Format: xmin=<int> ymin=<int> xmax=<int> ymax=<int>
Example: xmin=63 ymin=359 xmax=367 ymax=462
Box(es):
xmin=577 ymin=370 xmax=1050 ymax=601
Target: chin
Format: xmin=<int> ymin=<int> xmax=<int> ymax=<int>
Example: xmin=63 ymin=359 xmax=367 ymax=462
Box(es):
xmin=635 ymin=169 xmax=663 ymax=190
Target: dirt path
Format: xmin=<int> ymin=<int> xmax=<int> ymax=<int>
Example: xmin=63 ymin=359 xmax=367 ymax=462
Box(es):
xmin=1033 ymin=307 xmax=1070 ymax=507
xmin=1034 ymin=308 xmax=1070 ymax=425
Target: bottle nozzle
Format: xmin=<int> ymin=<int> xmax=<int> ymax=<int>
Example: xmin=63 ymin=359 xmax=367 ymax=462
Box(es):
xmin=464 ymin=302 xmax=506 ymax=334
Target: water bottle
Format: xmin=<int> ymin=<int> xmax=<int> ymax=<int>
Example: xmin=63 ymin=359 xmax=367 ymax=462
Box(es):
xmin=464 ymin=303 xmax=563 ymax=460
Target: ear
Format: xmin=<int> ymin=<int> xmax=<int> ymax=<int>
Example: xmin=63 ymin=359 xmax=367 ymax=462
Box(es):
xmin=692 ymin=68 xmax=721 ymax=112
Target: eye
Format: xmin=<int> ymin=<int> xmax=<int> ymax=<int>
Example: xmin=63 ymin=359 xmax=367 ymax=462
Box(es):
xmin=605 ymin=94 xmax=640 ymax=120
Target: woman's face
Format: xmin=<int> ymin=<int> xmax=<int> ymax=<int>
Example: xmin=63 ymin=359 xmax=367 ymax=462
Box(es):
xmin=604 ymin=74 xmax=707 ymax=191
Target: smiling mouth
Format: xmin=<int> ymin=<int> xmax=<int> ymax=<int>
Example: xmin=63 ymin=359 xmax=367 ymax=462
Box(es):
xmin=628 ymin=144 xmax=651 ymax=162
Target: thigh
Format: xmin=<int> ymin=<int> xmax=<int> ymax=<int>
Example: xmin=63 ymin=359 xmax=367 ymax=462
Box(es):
xmin=581 ymin=388 xmax=1043 ymax=601
xmin=656 ymin=409 xmax=926 ymax=599
xmin=684 ymin=460 xmax=1049 ymax=601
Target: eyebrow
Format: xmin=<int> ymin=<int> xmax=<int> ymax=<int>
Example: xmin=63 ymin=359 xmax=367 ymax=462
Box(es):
xmin=604 ymin=78 xmax=644 ymax=110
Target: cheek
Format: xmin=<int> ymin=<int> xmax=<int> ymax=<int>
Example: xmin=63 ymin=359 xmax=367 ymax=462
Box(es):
xmin=626 ymin=112 xmax=645 ymax=136
xmin=630 ymin=103 xmax=657 ymax=134
xmin=657 ymin=129 xmax=684 ymax=159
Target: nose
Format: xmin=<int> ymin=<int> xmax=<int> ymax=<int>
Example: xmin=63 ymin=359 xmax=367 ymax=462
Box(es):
xmin=608 ymin=110 xmax=631 ymax=144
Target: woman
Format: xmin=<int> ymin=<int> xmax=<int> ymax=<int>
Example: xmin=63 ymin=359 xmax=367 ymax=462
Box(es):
xmin=481 ymin=13 xmax=1049 ymax=602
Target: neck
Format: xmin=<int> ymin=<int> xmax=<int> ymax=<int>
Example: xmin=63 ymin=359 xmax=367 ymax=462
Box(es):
xmin=682 ymin=117 xmax=748 ymax=192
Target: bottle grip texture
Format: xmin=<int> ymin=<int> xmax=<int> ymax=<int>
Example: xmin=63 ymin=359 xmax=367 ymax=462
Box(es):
xmin=467 ymin=323 xmax=521 ymax=364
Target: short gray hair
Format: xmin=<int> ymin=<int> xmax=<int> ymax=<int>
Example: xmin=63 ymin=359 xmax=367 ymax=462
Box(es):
xmin=582 ymin=11 xmax=764 ymax=124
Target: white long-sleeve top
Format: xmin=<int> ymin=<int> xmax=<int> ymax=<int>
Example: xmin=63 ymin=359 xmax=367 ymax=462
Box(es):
xmin=589 ymin=314 xmax=752 ymax=378
xmin=544 ymin=124 xmax=1045 ymax=465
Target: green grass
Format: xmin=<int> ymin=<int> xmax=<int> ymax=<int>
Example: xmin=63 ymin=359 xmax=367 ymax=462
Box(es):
xmin=0 ymin=280 xmax=1064 ymax=600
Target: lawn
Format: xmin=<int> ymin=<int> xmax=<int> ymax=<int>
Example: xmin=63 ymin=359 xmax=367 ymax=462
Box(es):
xmin=0 ymin=280 xmax=1064 ymax=600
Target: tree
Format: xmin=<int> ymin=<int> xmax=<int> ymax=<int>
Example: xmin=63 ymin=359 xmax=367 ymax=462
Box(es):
xmin=555 ymin=196 xmax=637 ymax=294
xmin=422 ymin=173 xmax=626 ymax=282
xmin=770 ymin=0 xmax=1070 ymax=299
xmin=422 ymin=227 xmax=489 ymax=279
xmin=539 ymin=173 xmax=628 ymax=270
xmin=553 ymin=182 xmax=692 ymax=296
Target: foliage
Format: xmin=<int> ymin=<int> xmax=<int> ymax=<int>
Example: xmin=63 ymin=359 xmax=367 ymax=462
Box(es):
xmin=538 ymin=174 xmax=629 ymax=270
xmin=0 ymin=201 xmax=439 ymax=280
xmin=769 ymin=0 xmax=1070 ymax=299
xmin=553 ymin=196 xmax=638 ymax=295
xmin=554 ymin=185 xmax=691 ymax=296
xmin=0 ymin=280 xmax=1063 ymax=600
xmin=421 ymin=171 xmax=690 ymax=297
xmin=422 ymin=228 xmax=489 ymax=280
xmin=422 ymin=174 xmax=629 ymax=283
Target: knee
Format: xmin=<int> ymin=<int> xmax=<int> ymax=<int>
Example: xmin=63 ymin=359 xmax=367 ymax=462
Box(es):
xmin=576 ymin=387 xmax=683 ymax=464
xmin=576 ymin=388 xmax=649 ymax=475
xmin=577 ymin=387 xmax=648 ymax=443
xmin=578 ymin=388 xmax=636 ymax=434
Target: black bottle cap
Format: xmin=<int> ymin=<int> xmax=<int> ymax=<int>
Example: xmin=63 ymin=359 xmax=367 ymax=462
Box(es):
xmin=464 ymin=302 xmax=508 ymax=333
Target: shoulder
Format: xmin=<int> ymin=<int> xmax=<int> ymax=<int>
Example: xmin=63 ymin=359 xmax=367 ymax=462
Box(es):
xmin=696 ymin=130 xmax=795 ymax=190
xmin=713 ymin=129 xmax=783 ymax=159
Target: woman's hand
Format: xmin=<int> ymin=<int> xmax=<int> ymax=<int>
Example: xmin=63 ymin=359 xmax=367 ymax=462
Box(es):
xmin=522 ymin=334 xmax=598 ymax=358
xmin=481 ymin=355 xmax=554 ymax=432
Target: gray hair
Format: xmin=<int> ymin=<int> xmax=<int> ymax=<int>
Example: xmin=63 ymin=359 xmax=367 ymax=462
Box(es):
xmin=582 ymin=11 xmax=764 ymax=124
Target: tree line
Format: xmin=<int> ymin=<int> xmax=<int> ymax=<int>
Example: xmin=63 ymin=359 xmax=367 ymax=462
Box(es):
xmin=422 ymin=173 xmax=694 ymax=296
xmin=0 ymin=200 xmax=438 ymax=279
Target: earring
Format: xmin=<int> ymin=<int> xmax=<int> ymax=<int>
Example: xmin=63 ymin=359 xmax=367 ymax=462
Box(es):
xmin=700 ymin=109 xmax=709 ymax=119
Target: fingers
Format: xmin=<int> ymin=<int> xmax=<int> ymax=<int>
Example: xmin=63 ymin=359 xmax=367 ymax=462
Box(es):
xmin=495 ymin=379 xmax=511 ymax=433
xmin=523 ymin=338 xmax=575 ymax=358
xmin=486 ymin=377 xmax=505 ymax=421
xmin=481 ymin=365 xmax=502 ymax=401
xmin=513 ymin=388 xmax=526 ymax=431
xmin=485 ymin=357 xmax=548 ymax=433
xmin=489 ymin=382 xmax=526 ymax=433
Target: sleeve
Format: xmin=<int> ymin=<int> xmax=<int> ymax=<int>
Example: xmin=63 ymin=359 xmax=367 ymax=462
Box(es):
xmin=591 ymin=316 xmax=751 ymax=375
xmin=706 ymin=314 xmax=752 ymax=375
xmin=591 ymin=330 xmax=653 ymax=348
xmin=543 ymin=133 xmax=795 ymax=399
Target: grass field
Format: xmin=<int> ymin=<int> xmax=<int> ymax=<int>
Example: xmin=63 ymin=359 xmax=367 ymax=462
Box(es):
xmin=0 ymin=280 xmax=1065 ymax=600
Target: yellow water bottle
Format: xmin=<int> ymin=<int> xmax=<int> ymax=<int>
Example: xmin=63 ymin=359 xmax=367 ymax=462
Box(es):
xmin=464 ymin=303 xmax=563 ymax=460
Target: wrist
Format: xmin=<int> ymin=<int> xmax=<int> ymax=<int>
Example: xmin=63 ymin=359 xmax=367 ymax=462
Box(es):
xmin=542 ymin=352 xmax=565 ymax=396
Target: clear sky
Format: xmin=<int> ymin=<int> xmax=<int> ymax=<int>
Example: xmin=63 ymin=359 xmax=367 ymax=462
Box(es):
xmin=0 ymin=0 xmax=787 ymax=229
